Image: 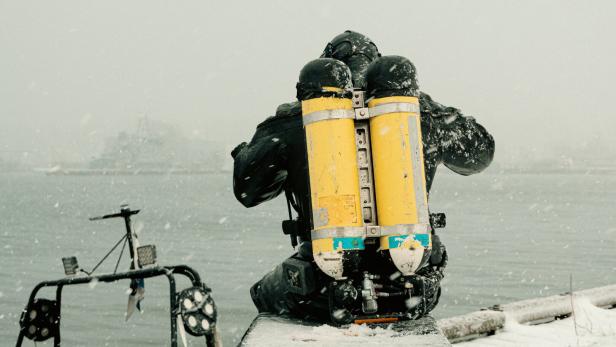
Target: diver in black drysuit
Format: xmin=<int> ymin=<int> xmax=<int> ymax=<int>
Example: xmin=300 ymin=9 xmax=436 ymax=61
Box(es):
xmin=232 ymin=31 xmax=495 ymax=321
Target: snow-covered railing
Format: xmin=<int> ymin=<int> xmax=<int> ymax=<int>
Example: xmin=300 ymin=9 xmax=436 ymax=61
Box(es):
xmin=437 ymin=284 xmax=616 ymax=343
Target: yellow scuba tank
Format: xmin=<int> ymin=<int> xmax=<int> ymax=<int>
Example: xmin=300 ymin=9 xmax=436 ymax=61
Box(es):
xmin=368 ymin=96 xmax=430 ymax=275
xmin=298 ymin=59 xmax=364 ymax=280
xmin=365 ymin=56 xmax=431 ymax=276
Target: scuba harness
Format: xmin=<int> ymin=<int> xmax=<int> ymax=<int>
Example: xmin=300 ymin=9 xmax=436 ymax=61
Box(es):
xmin=280 ymin=57 xmax=447 ymax=324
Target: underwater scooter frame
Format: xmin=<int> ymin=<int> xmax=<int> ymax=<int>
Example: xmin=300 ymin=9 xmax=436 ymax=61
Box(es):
xmin=15 ymin=205 xmax=218 ymax=347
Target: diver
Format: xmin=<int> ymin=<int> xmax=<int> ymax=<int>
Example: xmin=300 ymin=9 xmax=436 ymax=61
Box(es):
xmin=232 ymin=31 xmax=495 ymax=322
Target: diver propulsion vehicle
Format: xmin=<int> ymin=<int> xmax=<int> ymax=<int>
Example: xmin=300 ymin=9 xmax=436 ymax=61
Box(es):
xmin=290 ymin=56 xmax=439 ymax=324
xmin=15 ymin=205 xmax=219 ymax=347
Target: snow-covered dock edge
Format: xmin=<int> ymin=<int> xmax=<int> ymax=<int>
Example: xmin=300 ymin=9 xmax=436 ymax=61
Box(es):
xmin=437 ymin=284 xmax=616 ymax=343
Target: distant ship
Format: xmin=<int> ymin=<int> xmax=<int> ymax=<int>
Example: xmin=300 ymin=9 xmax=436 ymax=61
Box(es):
xmin=44 ymin=117 xmax=231 ymax=175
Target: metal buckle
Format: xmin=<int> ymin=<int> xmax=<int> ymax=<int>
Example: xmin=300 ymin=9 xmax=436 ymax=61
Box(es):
xmin=366 ymin=226 xmax=381 ymax=237
xmin=352 ymin=90 xmax=365 ymax=108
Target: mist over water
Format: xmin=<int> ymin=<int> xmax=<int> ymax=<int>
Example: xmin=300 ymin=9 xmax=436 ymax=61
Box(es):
xmin=1 ymin=0 xmax=615 ymax=167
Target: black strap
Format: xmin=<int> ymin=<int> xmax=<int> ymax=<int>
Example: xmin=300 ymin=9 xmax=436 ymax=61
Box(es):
xmin=283 ymin=186 xmax=301 ymax=248
xmin=285 ymin=190 xmax=294 ymax=221
xmin=284 ymin=186 xmax=300 ymax=215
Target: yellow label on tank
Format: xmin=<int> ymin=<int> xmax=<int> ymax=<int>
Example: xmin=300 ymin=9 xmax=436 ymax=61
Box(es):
xmin=302 ymin=97 xmax=363 ymax=231
xmin=368 ymin=96 xmax=428 ymax=226
xmin=302 ymin=97 xmax=352 ymax=115
xmin=317 ymin=195 xmax=358 ymax=225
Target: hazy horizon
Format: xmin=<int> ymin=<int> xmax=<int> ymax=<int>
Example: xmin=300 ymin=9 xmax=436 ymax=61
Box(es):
xmin=1 ymin=0 xmax=615 ymax=165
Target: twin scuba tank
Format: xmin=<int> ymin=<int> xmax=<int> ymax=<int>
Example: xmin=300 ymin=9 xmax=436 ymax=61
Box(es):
xmin=298 ymin=56 xmax=431 ymax=281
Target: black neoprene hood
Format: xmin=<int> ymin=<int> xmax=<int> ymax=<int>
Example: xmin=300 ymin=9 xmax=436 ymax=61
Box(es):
xmin=321 ymin=30 xmax=381 ymax=89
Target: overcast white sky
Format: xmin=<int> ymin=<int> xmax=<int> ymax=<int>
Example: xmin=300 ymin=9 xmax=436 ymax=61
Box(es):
xmin=1 ymin=0 xmax=615 ymax=164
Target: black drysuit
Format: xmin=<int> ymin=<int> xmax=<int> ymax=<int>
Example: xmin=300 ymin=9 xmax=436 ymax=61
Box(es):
xmin=232 ymin=92 xmax=495 ymax=319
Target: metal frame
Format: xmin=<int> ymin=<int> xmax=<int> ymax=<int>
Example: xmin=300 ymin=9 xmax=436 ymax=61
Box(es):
xmin=354 ymin=120 xmax=378 ymax=227
xmin=16 ymin=265 xmax=213 ymax=347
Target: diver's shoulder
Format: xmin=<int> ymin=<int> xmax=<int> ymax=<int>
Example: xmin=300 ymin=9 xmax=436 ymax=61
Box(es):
xmin=275 ymin=101 xmax=302 ymax=118
xmin=420 ymin=92 xmax=461 ymax=118
xmin=257 ymin=101 xmax=302 ymax=129
xmin=420 ymin=92 xmax=442 ymax=116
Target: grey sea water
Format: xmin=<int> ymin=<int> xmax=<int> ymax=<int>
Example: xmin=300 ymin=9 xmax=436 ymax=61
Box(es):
xmin=1 ymin=171 xmax=615 ymax=346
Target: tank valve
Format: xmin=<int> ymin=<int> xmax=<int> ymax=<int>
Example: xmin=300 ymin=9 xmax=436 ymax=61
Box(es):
xmin=361 ymin=272 xmax=378 ymax=314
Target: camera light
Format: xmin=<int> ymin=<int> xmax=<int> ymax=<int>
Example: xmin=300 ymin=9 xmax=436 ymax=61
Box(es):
xmin=137 ymin=245 xmax=157 ymax=267
xmin=178 ymin=286 xmax=217 ymax=337
xmin=20 ymin=299 xmax=59 ymax=342
xmin=62 ymin=257 xmax=79 ymax=276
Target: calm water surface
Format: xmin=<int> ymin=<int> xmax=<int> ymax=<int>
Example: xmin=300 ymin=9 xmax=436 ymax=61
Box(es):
xmin=1 ymin=171 xmax=615 ymax=346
